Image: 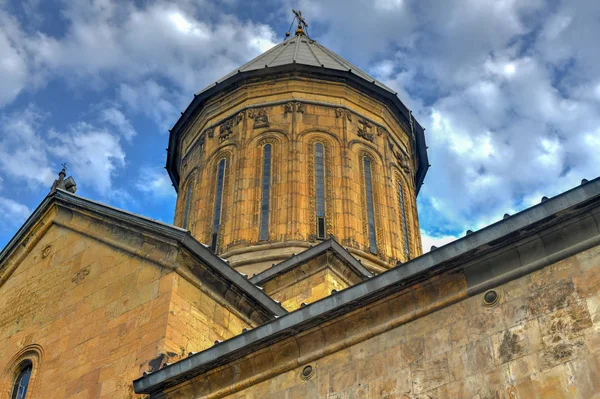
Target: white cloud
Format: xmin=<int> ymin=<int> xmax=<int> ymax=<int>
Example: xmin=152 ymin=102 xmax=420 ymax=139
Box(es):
xmin=0 ymin=106 xmax=54 ymax=187
xmin=118 ymin=80 xmax=179 ymax=131
xmin=135 ymin=167 xmax=175 ymax=198
xmin=420 ymin=232 xmax=459 ymax=253
xmin=48 ymin=124 xmax=125 ymax=194
xmin=0 ymin=106 xmax=126 ymax=195
xmin=0 ymin=197 xmax=30 ymax=227
xmin=101 ymin=107 xmax=136 ymax=141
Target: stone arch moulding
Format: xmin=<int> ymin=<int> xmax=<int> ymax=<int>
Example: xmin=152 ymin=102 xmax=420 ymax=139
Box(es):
xmin=204 ymin=143 xmax=238 ymax=166
xmin=348 ymin=140 xmax=385 ymax=164
xmin=1 ymin=344 xmax=43 ymax=399
xmin=245 ymin=129 xmax=288 ymax=147
xmin=297 ymin=128 xmax=343 ymax=146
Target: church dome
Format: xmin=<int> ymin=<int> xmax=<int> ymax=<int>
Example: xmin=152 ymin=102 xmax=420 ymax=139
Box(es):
xmin=196 ymin=32 xmax=397 ymax=97
xmin=166 ymin=26 xmax=428 ymax=275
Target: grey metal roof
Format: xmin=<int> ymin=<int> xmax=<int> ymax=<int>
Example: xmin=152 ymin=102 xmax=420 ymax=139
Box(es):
xmin=196 ymin=33 xmax=395 ymax=96
xmin=250 ymin=238 xmax=373 ymax=286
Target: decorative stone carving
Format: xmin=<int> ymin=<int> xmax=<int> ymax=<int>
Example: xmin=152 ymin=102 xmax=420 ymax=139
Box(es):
xmin=218 ymin=112 xmax=244 ymax=143
xmin=248 ymin=108 xmax=269 ymax=128
xmin=389 ymin=140 xmax=412 ymax=173
xmin=335 ymin=108 xmax=352 ymax=121
xmin=285 ymin=102 xmax=294 ymax=114
xmin=284 ymin=102 xmax=305 ymax=114
xmin=357 ymin=119 xmax=374 ymax=142
xmin=206 ymin=127 xmax=214 ymax=139
xmin=377 ymin=126 xmax=387 ymax=136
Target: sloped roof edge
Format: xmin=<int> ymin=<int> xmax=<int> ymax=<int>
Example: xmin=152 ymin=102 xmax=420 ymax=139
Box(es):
xmin=134 ymin=176 xmax=600 ymax=395
xmin=0 ymin=189 xmax=287 ymax=319
xmin=249 ymin=238 xmax=373 ymax=286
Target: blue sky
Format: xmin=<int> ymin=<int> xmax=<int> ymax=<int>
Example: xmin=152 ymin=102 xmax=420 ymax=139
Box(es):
xmin=1 ymin=0 xmax=599 ymax=252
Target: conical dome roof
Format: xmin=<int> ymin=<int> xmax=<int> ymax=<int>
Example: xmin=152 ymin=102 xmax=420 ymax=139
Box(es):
xmin=196 ymin=33 xmax=395 ymax=96
xmin=169 ymin=32 xmax=429 ymax=195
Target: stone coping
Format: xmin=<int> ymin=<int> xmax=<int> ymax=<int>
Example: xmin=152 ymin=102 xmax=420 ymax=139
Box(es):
xmin=249 ymin=238 xmax=373 ymax=286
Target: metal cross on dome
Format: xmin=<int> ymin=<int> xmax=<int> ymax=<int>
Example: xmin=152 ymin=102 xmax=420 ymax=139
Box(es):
xmin=293 ymin=9 xmax=308 ymax=29
xmin=291 ymin=9 xmax=309 ymax=37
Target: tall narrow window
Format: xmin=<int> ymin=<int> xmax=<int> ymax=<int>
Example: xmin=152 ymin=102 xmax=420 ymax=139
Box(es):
xmin=211 ymin=159 xmax=226 ymax=252
xmin=259 ymin=144 xmax=272 ymax=241
xmin=363 ymin=157 xmax=377 ymax=253
xmin=182 ymin=183 xmax=192 ymax=229
xmin=11 ymin=362 xmax=32 ymax=399
xmin=315 ymin=143 xmax=326 ymax=239
xmin=398 ymin=181 xmax=410 ymax=258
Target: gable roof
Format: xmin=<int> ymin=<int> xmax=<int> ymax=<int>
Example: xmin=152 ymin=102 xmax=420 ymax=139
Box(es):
xmin=0 ymin=189 xmax=287 ymax=321
xmin=249 ymin=238 xmax=373 ymax=286
xmin=133 ymin=176 xmax=600 ymax=395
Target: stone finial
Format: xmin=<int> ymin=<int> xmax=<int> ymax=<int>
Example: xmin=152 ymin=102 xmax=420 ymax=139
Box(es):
xmin=50 ymin=163 xmax=77 ymax=194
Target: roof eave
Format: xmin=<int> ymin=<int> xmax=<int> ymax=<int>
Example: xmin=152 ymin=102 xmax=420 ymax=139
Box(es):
xmin=165 ymin=65 xmax=429 ymax=194
xmin=134 ymin=177 xmax=600 ymax=395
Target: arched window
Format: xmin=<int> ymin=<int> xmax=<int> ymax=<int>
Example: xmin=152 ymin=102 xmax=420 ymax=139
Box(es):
xmin=259 ymin=144 xmax=272 ymax=241
xmin=314 ymin=143 xmax=326 ymax=239
xmin=11 ymin=361 xmax=32 ymax=399
xmin=211 ymin=158 xmax=227 ymax=252
xmin=182 ymin=183 xmax=193 ymax=229
xmin=363 ymin=156 xmax=377 ymax=254
xmin=397 ymin=180 xmax=410 ymax=259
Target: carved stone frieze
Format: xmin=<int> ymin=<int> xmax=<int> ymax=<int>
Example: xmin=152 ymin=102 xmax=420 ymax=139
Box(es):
xmin=357 ymin=119 xmax=374 ymax=142
xmin=377 ymin=126 xmax=387 ymax=136
xmin=248 ymin=108 xmax=269 ymax=128
xmin=388 ymin=140 xmax=412 ymax=174
xmin=335 ymin=108 xmax=352 ymax=121
xmin=284 ymin=102 xmax=306 ymax=114
xmin=218 ymin=112 xmax=244 ymax=143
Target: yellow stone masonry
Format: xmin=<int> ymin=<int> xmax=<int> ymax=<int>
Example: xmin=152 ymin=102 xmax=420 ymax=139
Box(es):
xmin=0 ymin=205 xmax=251 ymax=399
xmin=173 ymin=77 xmax=422 ymax=275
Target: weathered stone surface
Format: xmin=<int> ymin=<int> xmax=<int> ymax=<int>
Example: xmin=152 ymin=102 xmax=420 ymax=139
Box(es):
xmin=157 ymin=245 xmax=600 ymax=399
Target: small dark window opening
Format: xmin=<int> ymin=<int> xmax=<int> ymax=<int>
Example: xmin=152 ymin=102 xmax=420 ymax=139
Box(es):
xmin=11 ymin=361 xmax=32 ymax=399
xmin=183 ymin=183 xmax=193 ymax=229
xmin=211 ymin=158 xmax=226 ymax=252
xmin=259 ymin=144 xmax=272 ymax=241
xmin=398 ymin=181 xmax=410 ymax=259
xmin=363 ymin=157 xmax=377 ymax=254
xmin=315 ymin=143 xmax=326 ymax=239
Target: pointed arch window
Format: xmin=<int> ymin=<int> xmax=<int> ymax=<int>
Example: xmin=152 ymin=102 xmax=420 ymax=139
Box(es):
xmin=259 ymin=144 xmax=272 ymax=241
xmin=182 ymin=183 xmax=193 ymax=229
xmin=398 ymin=180 xmax=410 ymax=259
xmin=315 ymin=143 xmax=326 ymax=239
xmin=211 ymin=158 xmax=227 ymax=252
xmin=363 ymin=156 xmax=377 ymax=253
xmin=11 ymin=361 xmax=32 ymax=399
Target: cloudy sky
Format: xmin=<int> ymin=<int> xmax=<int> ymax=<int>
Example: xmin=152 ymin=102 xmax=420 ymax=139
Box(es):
xmin=1 ymin=0 xmax=599 ymax=252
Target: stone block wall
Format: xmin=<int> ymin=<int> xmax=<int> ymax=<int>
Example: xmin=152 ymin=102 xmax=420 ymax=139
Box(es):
xmin=163 ymin=244 xmax=600 ymax=399
xmin=172 ymin=77 xmax=422 ymax=273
